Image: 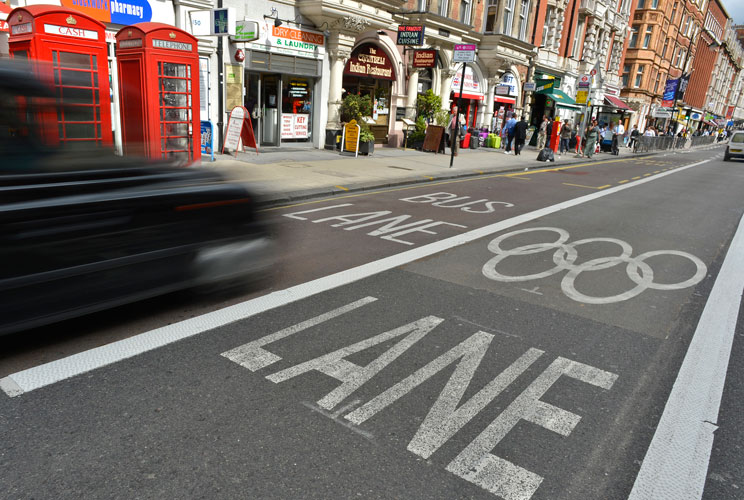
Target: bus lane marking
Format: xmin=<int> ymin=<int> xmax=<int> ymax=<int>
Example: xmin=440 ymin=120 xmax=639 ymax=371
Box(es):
xmin=0 ymin=158 xmax=709 ymax=400
xmin=221 ymin=299 xmax=618 ymax=500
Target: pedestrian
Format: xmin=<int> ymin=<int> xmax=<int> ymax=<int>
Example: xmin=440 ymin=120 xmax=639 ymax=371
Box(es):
xmin=582 ymin=119 xmax=600 ymax=158
xmin=629 ymin=125 xmax=640 ymax=149
xmin=537 ymin=116 xmax=549 ymax=150
xmin=559 ymin=119 xmax=571 ymax=155
xmin=611 ymin=121 xmax=620 ymax=155
xmin=448 ymin=106 xmax=463 ymax=156
xmin=504 ymin=113 xmax=517 ymax=154
xmin=514 ymin=115 xmax=528 ymax=155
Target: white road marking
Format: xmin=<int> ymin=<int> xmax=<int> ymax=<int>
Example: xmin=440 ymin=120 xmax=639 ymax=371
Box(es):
xmin=0 ymin=158 xmax=711 ymax=397
xmin=266 ymin=316 xmax=444 ymax=411
xmin=446 ymin=357 xmax=617 ymax=500
xmin=221 ymin=296 xmax=378 ymax=371
xmin=628 ymin=213 xmax=744 ymax=500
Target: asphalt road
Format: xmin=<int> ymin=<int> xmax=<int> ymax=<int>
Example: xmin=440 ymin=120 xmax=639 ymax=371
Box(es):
xmin=1 ymin=146 xmax=743 ymax=500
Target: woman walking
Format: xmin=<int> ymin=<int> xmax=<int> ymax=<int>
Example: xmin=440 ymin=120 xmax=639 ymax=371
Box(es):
xmin=582 ymin=119 xmax=600 ymax=158
xmin=559 ymin=120 xmax=571 ymax=155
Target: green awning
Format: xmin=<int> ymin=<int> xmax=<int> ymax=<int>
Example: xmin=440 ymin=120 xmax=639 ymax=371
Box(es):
xmin=549 ymin=89 xmax=580 ymax=108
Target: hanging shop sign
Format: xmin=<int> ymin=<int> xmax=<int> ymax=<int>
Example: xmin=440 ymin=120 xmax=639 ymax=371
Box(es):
xmin=523 ymin=82 xmax=536 ymax=92
xmin=60 ymin=0 xmax=153 ymax=25
xmin=230 ymin=20 xmax=259 ymax=42
xmin=412 ymin=49 xmax=437 ymax=68
xmin=396 ymin=25 xmax=424 ymax=46
xmin=344 ymin=43 xmax=395 ymax=80
xmin=495 ymin=85 xmax=511 ymax=96
xmin=451 ymin=65 xmax=481 ymax=94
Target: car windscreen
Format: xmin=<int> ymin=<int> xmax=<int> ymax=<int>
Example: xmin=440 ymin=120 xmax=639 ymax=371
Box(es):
xmin=731 ymin=133 xmax=744 ymax=144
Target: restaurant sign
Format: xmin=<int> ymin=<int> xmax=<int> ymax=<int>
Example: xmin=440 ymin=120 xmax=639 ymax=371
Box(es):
xmin=396 ymin=25 xmax=424 ymax=46
xmin=412 ymin=49 xmax=437 ymax=68
xmin=344 ymin=43 xmax=395 ymax=80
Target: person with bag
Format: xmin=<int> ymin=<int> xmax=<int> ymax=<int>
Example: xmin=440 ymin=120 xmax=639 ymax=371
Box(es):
xmin=503 ymin=113 xmax=517 ymax=154
xmin=583 ymin=119 xmax=600 ymax=158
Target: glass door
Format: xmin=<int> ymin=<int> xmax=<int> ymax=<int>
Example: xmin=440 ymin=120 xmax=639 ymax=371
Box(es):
xmin=244 ymin=72 xmax=261 ymax=144
xmin=261 ymin=74 xmax=280 ymax=146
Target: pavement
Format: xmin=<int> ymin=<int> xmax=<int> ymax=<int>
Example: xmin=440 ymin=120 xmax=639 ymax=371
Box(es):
xmin=203 ymin=141 xmax=709 ymax=207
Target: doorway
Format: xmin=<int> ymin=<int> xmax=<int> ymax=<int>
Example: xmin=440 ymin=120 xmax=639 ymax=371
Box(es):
xmin=245 ymin=72 xmax=281 ymax=147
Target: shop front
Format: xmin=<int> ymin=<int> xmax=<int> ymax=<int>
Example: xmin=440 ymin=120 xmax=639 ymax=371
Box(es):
xmin=241 ymin=19 xmax=324 ymax=147
xmin=450 ymin=65 xmax=484 ymax=129
xmin=493 ymin=72 xmax=518 ymax=122
xmin=342 ymin=43 xmax=396 ymax=144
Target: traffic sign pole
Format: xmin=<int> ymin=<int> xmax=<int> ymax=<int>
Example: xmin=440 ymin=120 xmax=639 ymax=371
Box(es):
xmin=450 ymin=62 xmax=467 ymax=168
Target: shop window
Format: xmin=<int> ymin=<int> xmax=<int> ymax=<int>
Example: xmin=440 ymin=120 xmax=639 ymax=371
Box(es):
xmin=281 ymin=78 xmax=313 ymax=141
xmin=622 ymin=65 xmax=630 ymax=88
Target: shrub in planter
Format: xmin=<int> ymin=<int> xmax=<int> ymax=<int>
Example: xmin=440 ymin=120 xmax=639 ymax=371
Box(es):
xmin=408 ymin=116 xmax=427 ymax=149
xmin=339 ymin=94 xmax=372 ymax=123
xmin=359 ymin=125 xmax=376 ymax=155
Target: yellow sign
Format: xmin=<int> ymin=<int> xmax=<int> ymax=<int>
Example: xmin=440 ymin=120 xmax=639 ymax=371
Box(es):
xmin=344 ymin=119 xmax=360 ymax=153
xmin=576 ymin=90 xmax=588 ymax=105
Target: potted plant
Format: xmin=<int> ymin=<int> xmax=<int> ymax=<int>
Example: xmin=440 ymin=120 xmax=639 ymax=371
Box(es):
xmin=408 ymin=116 xmax=427 ymax=150
xmin=359 ymin=125 xmax=376 ymax=155
xmin=416 ymin=89 xmax=442 ymax=124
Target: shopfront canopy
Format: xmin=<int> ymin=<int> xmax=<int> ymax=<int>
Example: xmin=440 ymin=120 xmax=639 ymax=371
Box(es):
xmin=546 ymin=89 xmax=580 ymax=109
xmin=604 ymin=95 xmax=631 ymax=111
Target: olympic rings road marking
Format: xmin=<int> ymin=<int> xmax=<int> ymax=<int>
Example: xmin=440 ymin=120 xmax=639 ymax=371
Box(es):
xmin=481 ymin=227 xmax=707 ymax=304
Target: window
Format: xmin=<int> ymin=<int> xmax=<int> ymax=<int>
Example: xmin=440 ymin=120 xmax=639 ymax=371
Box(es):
xmin=629 ymin=25 xmax=639 ymax=47
xmin=634 ymin=64 xmax=645 ymax=87
xmin=503 ymin=0 xmax=515 ymax=35
xmin=637 ymin=0 xmax=645 ymax=8
xmin=438 ymin=0 xmax=449 ymax=16
xmin=542 ymin=7 xmax=553 ymax=45
xmin=622 ymin=64 xmax=631 ymax=87
xmin=676 ymin=48 xmax=685 ymax=67
xmin=643 ymin=25 xmax=653 ymax=48
xmin=670 ymin=2 xmax=678 ymax=22
xmin=485 ymin=0 xmax=498 ymax=32
xmin=459 ymin=0 xmax=472 ymax=24
xmin=417 ymin=0 xmax=426 ymax=11
xmin=654 ymin=71 xmax=662 ymax=93
xmin=662 ymin=37 xmax=670 ymax=59
xmin=572 ymin=18 xmax=585 ymax=59
xmin=518 ymin=0 xmax=530 ymax=40
xmin=651 ymin=0 xmax=659 ymax=8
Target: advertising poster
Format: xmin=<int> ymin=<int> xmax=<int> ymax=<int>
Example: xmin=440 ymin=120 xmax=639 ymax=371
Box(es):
xmin=662 ymin=78 xmax=679 ymax=108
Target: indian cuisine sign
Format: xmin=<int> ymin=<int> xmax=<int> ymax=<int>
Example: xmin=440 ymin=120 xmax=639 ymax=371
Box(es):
xmin=344 ymin=43 xmax=395 ymax=81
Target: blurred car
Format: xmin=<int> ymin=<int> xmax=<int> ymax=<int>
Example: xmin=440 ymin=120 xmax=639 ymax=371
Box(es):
xmin=724 ymin=131 xmax=744 ymax=161
xmin=0 ymin=61 xmax=274 ymax=335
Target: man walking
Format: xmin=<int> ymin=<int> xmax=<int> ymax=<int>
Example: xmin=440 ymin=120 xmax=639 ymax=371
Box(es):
xmin=514 ymin=115 xmax=528 ymax=155
xmin=503 ymin=113 xmax=517 ymax=154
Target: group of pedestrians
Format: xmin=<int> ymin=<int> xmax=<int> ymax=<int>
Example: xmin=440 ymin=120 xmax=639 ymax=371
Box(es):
xmin=500 ymin=114 xmax=529 ymax=155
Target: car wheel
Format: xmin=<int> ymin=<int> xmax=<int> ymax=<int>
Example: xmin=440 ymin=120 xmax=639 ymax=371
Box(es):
xmin=724 ymin=154 xmax=730 ymax=161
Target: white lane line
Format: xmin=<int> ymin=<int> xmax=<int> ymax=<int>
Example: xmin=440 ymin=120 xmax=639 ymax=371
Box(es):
xmin=628 ymin=214 xmax=744 ymax=500
xmin=0 ymin=158 xmax=712 ymax=398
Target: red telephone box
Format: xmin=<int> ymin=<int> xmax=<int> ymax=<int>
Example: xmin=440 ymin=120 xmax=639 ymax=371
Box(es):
xmin=116 ymin=23 xmax=200 ymax=162
xmin=7 ymin=5 xmax=112 ymax=148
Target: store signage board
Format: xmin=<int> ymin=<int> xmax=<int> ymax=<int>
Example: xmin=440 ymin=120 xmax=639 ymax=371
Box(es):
xmin=450 ymin=65 xmax=481 ymax=93
xmin=200 ymin=120 xmax=215 ymax=161
xmin=244 ymin=19 xmax=325 ymax=59
xmin=222 ymin=106 xmax=257 ymax=155
xmin=412 ymin=49 xmax=437 ymax=68
xmin=523 ymin=82 xmax=536 ymax=92
xmin=281 ymin=114 xmax=309 ymax=139
xmin=453 ymin=44 xmax=476 ymax=62
xmin=44 ymin=24 xmax=99 ymax=40
xmin=495 ymin=85 xmax=511 ymax=96
xmin=397 ymin=25 xmax=425 ymax=46
xmin=189 ymin=8 xmax=235 ymax=36
xmin=230 ymin=20 xmax=259 ymax=42
xmin=60 ymin=0 xmax=153 ymax=24
xmin=342 ymin=119 xmax=360 ymax=157
xmin=500 ymin=72 xmax=518 ymax=96
xmin=652 ymin=108 xmax=672 ymax=118
xmin=344 ymin=43 xmax=395 ymax=80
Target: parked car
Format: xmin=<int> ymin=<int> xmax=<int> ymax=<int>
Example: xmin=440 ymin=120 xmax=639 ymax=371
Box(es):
xmin=0 ymin=61 xmax=274 ymax=335
xmin=724 ymin=131 xmax=744 ymax=161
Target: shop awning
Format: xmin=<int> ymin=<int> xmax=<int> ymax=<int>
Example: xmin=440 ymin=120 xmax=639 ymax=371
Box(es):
xmin=547 ymin=89 xmax=580 ymax=109
xmin=494 ymin=96 xmax=516 ymax=104
xmin=604 ymin=95 xmax=631 ymax=111
xmin=453 ymin=92 xmax=485 ymax=101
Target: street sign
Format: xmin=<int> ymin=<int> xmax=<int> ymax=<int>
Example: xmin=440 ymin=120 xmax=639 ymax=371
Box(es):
xmin=453 ymin=44 xmax=476 ymax=62
xmin=397 ymin=25 xmax=425 ymax=46
xmin=524 ymin=82 xmax=536 ymax=92
xmin=652 ymin=108 xmax=673 ymax=118
xmin=578 ymin=74 xmax=591 ymax=88
xmin=576 ymin=90 xmax=588 ymax=105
